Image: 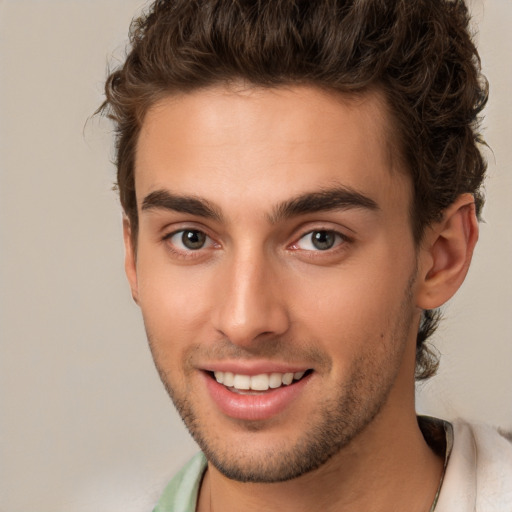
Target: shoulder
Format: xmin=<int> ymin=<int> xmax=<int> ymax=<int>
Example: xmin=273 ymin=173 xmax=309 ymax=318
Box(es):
xmin=458 ymin=420 xmax=512 ymax=510
xmin=153 ymin=452 xmax=208 ymax=512
xmin=436 ymin=419 xmax=512 ymax=512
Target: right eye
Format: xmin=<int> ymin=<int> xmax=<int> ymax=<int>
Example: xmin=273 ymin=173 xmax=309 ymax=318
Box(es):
xmin=165 ymin=229 xmax=213 ymax=251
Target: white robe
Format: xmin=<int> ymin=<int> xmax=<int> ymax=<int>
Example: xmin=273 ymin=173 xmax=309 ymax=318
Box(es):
xmin=435 ymin=420 xmax=512 ymax=511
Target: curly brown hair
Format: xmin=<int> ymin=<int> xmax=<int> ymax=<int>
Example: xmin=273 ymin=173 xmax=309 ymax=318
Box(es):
xmin=100 ymin=0 xmax=488 ymax=380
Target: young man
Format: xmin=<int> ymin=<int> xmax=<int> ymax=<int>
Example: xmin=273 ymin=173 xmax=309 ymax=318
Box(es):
xmin=101 ymin=1 xmax=512 ymax=510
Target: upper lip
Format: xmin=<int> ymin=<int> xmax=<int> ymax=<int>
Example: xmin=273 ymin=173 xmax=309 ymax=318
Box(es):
xmin=200 ymin=361 xmax=311 ymax=376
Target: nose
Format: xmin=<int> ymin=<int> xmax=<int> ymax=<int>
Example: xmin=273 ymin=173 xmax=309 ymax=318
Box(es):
xmin=212 ymin=250 xmax=290 ymax=347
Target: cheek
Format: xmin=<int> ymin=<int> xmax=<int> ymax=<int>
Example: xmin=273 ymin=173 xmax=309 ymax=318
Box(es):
xmin=290 ymin=268 xmax=396 ymax=326
xmin=135 ymin=257 xmax=214 ymax=353
xmin=286 ymin=255 xmax=414 ymax=354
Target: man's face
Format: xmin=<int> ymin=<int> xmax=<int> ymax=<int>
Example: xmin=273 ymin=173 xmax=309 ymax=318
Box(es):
xmin=128 ymin=85 xmax=422 ymax=482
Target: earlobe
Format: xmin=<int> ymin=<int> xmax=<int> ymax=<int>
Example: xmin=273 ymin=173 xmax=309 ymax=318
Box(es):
xmin=123 ymin=217 xmax=139 ymax=304
xmin=416 ymin=194 xmax=479 ymax=310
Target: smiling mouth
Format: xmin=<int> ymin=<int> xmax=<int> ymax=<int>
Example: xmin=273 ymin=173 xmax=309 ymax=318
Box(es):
xmin=209 ymin=370 xmax=313 ymax=393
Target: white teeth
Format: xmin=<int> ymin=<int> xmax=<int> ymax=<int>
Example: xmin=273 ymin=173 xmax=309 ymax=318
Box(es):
xmin=233 ymin=374 xmax=251 ymax=390
xmin=223 ymin=371 xmax=234 ymax=387
xmin=282 ymin=372 xmax=294 ymax=385
xmin=213 ymin=370 xmax=308 ymax=390
xmin=269 ymin=373 xmax=283 ymax=389
xmin=250 ymin=374 xmax=270 ymax=391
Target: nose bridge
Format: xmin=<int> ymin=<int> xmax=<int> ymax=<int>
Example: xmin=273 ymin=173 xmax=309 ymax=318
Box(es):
xmin=213 ymin=243 xmax=289 ymax=345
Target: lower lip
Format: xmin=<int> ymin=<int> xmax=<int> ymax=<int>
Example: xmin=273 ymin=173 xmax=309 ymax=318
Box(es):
xmin=203 ymin=372 xmax=312 ymax=421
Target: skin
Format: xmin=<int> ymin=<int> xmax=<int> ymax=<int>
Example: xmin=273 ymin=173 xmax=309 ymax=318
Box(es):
xmin=124 ymin=84 xmax=478 ymax=512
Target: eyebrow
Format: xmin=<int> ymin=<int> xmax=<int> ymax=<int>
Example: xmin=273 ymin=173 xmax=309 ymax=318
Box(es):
xmin=140 ymin=186 xmax=379 ymax=223
xmin=268 ymin=186 xmax=379 ymax=223
xmin=141 ymin=190 xmax=223 ymax=221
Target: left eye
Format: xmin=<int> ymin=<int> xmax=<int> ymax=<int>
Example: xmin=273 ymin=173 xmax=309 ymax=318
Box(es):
xmin=166 ymin=229 xmax=211 ymax=251
xmin=295 ymin=230 xmax=344 ymax=251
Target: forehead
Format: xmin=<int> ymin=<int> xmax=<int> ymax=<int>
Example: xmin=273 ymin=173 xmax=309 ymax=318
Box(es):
xmin=134 ymin=84 xmax=411 ymax=217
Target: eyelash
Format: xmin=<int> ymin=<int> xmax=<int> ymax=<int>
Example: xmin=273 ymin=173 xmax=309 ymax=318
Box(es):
xmin=290 ymin=229 xmax=350 ymax=252
xmin=162 ymin=229 xmax=218 ymax=260
xmin=161 ymin=227 xmax=351 ymax=260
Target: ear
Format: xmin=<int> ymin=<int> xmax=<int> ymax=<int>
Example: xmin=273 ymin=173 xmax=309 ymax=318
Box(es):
xmin=123 ymin=216 xmax=139 ymax=304
xmin=416 ymin=194 xmax=479 ymax=310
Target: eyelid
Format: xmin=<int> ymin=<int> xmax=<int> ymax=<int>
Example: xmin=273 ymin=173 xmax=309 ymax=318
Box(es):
xmin=167 ymin=229 xmax=212 ymax=248
xmin=162 ymin=227 xmax=220 ymax=259
xmin=161 ymin=221 xmax=217 ymax=243
xmin=291 ymin=229 xmax=348 ymax=251
xmin=288 ymin=220 xmax=353 ymax=246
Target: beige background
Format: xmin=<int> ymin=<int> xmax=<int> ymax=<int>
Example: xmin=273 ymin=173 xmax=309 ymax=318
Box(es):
xmin=0 ymin=1 xmax=510 ymax=510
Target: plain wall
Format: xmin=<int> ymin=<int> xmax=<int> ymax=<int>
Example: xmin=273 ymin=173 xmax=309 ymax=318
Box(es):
xmin=0 ymin=1 xmax=510 ymax=510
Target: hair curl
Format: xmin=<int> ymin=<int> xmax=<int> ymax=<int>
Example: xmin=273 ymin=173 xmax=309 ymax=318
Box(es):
xmin=100 ymin=0 xmax=488 ymax=380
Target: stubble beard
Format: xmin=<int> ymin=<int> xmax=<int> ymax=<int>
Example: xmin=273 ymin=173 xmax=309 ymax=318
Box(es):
xmin=170 ymin=363 xmax=400 ymax=483
xmin=147 ymin=280 xmax=416 ymax=483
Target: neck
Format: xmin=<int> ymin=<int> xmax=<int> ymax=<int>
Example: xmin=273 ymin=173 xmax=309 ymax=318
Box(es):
xmin=198 ymin=407 xmax=443 ymax=512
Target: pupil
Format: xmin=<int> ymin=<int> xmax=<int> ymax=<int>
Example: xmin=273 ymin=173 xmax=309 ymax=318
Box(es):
xmin=182 ymin=230 xmax=206 ymax=249
xmin=312 ymin=231 xmax=335 ymax=250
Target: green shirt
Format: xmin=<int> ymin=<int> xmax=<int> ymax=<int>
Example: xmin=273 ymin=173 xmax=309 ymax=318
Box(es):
xmin=153 ymin=452 xmax=207 ymax=512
